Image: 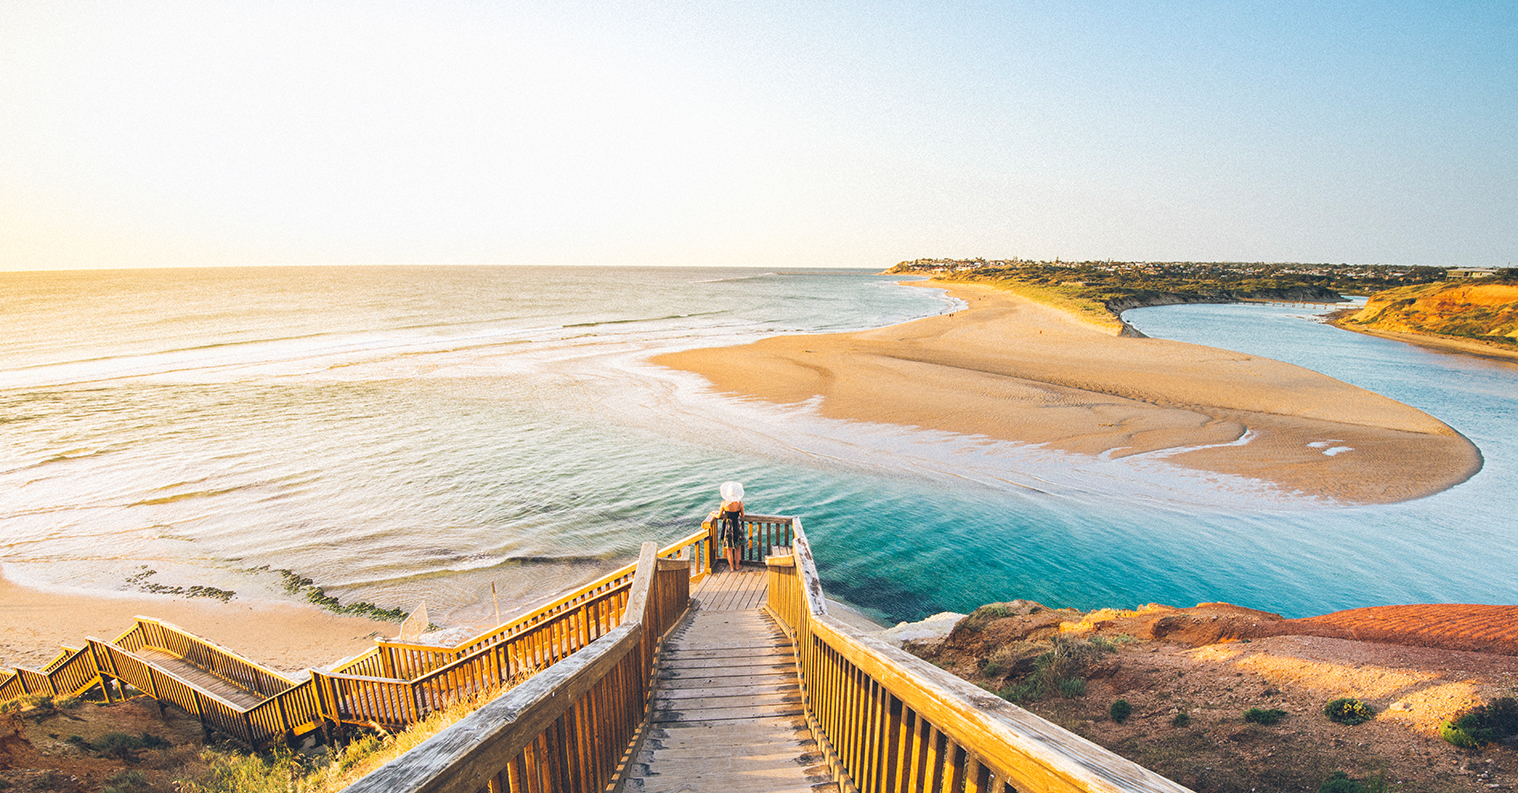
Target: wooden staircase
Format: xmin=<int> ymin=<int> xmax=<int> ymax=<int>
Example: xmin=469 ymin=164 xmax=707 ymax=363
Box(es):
xmin=624 ymin=568 xmax=837 ymax=793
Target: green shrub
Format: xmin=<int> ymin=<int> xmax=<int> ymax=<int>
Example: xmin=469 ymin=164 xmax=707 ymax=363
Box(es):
xmin=1324 ymin=697 xmax=1376 ymax=725
xmin=974 ymin=604 xmax=1018 ymax=620
xmin=1087 ymin=636 xmax=1124 ymax=653
xmin=1109 ymin=699 xmax=1132 ymax=723
xmin=1243 ymin=707 xmax=1287 ymax=725
xmin=1317 ymin=769 xmax=1388 ymax=793
xmin=1441 ymin=721 xmax=1484 ymax=749
xmin=991 ymin=636 xmax=1108 ymax=703
xmin=995 ymin=682 xmax=1038 ymax=703
xmin=104 ymin=769 xmax=150 ymax=793
xmin=79 ymin=732 xmax=171 ymax=763
xmin=1171 ymin=711 xmax=1190 ymax=727
xmin=1318 ymin=771 xmax=1358 ymax=793
xmin=1446 ymin=697 xmax=1518 ymax=748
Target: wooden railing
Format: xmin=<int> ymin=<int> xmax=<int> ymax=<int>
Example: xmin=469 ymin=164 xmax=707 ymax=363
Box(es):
xmin=765 ymin=519 xmax=1194 ymax=793
xmin=116 ymin=618 xmax=298 ymax=699
xmin=0 ymin=645 xmax=101 ymax=703
xmin=311 ymin=525 xmax=717 ymax=729
xmin=701 ymin=512 xmax=795 ymax=566
xmin=0 ymin=521 xmax=719 ymax=749
xmin=344 ymin=541 xmax=691 ymax=793
xmin=90 ymin=637 xmax=279 ymax=747
xmin=331 ymin=524 xmax=718 ymax=683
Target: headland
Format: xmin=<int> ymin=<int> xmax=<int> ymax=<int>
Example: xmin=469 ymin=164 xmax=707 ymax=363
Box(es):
xmin=1332 ymin=277 xmax=1518 ymax=366
xmin=653 ymin=280 xmax=1482 ymax=504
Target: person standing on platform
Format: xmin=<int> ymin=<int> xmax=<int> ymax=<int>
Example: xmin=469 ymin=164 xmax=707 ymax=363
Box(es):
xmin=717 ymin=481 xmax=745 ymax=573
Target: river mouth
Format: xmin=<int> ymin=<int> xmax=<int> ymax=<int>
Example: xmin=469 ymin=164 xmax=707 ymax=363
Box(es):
xmin=1 ymin=269 xmax=1513 ymax=632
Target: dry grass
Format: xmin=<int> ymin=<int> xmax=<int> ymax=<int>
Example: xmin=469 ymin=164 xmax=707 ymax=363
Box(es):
xmin=940 ymin=276 xmax=1128 ymax=333
xmin=183 ymin=676 xmax=529 ymax=793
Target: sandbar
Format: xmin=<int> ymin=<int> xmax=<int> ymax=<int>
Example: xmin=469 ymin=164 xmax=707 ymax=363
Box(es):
xmin=0 ymin=573 xmax=396 ymax=676
xmin=653 ymin=282 xmax=1481 ymax=504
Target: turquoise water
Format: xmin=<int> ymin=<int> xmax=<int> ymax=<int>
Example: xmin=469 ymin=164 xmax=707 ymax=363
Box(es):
xmin=1 ymin=267 xmax=1514 ymax=634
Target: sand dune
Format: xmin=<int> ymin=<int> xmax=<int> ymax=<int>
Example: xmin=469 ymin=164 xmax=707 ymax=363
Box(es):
xmin=653 ymin=281 xmax=1481 ymax=504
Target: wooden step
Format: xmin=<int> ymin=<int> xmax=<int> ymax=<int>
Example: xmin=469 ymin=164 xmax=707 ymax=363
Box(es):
xmin=625 ymin=574 xmax=835 ymax=793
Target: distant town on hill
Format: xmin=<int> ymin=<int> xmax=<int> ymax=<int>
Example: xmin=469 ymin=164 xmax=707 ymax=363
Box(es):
xmin=886 ymin=258 xmax=1448 ymax=297
xmin=888 ymin=259 xmax=1518 ymax=348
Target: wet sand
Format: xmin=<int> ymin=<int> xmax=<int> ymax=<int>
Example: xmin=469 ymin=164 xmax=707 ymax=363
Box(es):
xmin=653 ymin=281 xmax=1481 ymax=504
xmin=0 ymin=573 xmax=396 ymax=676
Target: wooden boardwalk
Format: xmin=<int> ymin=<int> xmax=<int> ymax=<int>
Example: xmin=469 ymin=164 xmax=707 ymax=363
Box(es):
xmin=624 ymin=566 xmax=837 ymax=793
xmin=133 ymin=647 xmax=268 ymax=708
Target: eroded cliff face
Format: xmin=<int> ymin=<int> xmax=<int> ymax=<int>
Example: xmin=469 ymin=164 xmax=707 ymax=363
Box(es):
xmin=1345 ymin=281 xmax=1518 ymax=345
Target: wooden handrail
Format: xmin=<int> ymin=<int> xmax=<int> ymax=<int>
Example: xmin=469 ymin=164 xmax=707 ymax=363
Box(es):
xmin=358 ymin=524 xmax=717 ymax=681
xmin=0 ymin=518 xmax=730 ymax=748
xmin=132 ymin=617 xmax=298 ymax=699
xmin=344 ymin=541 xmax=691 ymax=793
xmin=766 ymin=520 xmax=1194 ymax=793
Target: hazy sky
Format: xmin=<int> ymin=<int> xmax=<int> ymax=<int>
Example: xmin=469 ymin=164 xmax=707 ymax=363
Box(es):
xmin=2 ymin=1 xmax=1514 ymax=271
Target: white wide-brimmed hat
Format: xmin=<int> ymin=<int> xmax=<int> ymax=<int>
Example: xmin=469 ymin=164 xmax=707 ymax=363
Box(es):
xmin=720 ymin=481 xmax=744 ymax=501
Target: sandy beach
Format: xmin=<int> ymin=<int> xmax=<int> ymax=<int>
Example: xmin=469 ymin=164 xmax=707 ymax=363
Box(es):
xmin=0 ymin=573 xmax=397 ymax=676
xmin=654 ymin=281 xmax=1482 ymax=504
xmin=1331 ymin=321 xmax=1518 ymax=368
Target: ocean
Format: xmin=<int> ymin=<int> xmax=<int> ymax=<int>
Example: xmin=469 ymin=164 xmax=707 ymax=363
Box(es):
xmin=1 ymin=266 xmax=1514 ymax=630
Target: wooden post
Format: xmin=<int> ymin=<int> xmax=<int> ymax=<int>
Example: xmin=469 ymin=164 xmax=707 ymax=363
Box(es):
xmin=704 ymin=516 xmax=720 ymax=573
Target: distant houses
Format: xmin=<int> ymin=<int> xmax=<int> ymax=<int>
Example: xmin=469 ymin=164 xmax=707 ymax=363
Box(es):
xmin=1447 ymin=268 xmax=1498 ymax=279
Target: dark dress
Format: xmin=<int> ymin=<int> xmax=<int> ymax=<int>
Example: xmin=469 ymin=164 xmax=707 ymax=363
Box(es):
xmin=721 ymin=508 xmax=745 ymax=552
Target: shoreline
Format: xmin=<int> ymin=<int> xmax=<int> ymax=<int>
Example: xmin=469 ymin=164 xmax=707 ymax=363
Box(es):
xmin=0 ymin=571 xmax=397 ymax=676
xmin=1327 ymin=316 xmax=1518 ymax=368
xmin=652 ymin=280 xmax=1482 ymax=505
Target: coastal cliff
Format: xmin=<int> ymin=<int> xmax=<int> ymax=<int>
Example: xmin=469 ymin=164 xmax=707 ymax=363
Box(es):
xmin=1105 ymin=285 xmax=1343 ymax=336
xmin=1339 ymin=278 xmax=1518 ymax=350
xmin=901 ymin=600 xmax=1518 ymax=793
xmin=1103 ymin=285 xmax=1343 ymax=314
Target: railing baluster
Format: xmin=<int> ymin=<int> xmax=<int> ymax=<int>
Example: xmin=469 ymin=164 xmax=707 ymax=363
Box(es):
xmin=760 ymin=519 xmax=1194 ymax=793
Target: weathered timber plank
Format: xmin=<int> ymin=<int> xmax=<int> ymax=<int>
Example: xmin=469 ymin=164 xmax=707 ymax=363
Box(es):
xmin=627 ymin=595 xmax=837 ymax=793
xmin=652 ymin=691 xmax=800 ymax=712
xmin=642 ymin=748 xmax=822 ymax=766
xmin=663 ymin=638 xmax=787 ymax=654
xmin=132 ymin=649 xmax=264 ymax=708
xmin=667 ymin=641 xmax=795 ymax=653
xmin=661 ymin=654 xmax=793 ymax=671
xmin=656 ymin=682 xmax=796 ymax=700
xmin=651 ymin=703 xmax=805 ymax=724
xmin=655 ymin=656 xmax=789 ymax=674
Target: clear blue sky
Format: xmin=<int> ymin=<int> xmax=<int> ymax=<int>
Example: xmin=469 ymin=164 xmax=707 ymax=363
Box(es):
xmin=2 ymin=1 xmax=1514 ymax=270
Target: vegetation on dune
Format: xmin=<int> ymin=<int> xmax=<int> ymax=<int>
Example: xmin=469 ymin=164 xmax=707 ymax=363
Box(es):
xmin=180 ymin=681 xmax=513 ymax=793
xmin=1340 ymin=277 xmax=1518 ymax=348
xmin=1243 ymin=707 xmax=1288 ymax=725
xmin=887 ymin=258 xmax=1445 ymax=329
xmin=1324 ymin=697 xmax=1376 ymax=726
xmin=890 ymin=258 xmax=1518 ymax=350
xmin=1317 ymin=769 xmax=1389 ymax=793
xmin=1439 ymin=696 xmax=1518 ymax=749
xmin=986 ymin=634 xmax=1115 ymax=704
